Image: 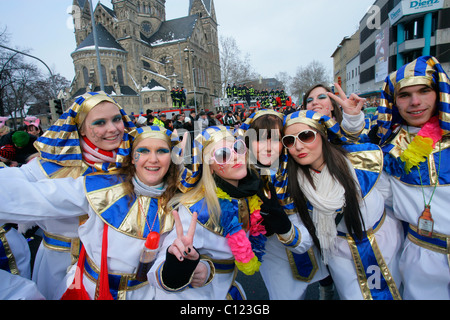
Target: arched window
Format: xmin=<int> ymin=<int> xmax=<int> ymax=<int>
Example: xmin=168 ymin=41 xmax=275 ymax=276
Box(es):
xmin=101 ymin=65 xmax=108 ymax=84
xmin=117 ymin=66 xmax=124 ymax=85
xmin=83 ymin=67 xmax=89 ymax=86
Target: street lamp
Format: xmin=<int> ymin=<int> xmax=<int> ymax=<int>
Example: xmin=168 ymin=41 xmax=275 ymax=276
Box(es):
xmin=88 ymin=0 xmax=105 ymax=92
xmin=0 ymin=44 xmax=57 ymax=97
xmin=184 ymin=48 xmax=198 ymax=113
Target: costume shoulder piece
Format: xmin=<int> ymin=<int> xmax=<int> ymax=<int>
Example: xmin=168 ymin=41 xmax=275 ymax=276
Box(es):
xmin=383 ymin=130 xmax=450 ymax=186
xmin=84 ymin=173 xmax=173 ymax=238
xmin=185 ymin=197 xmax=225 ymax=236
xmin=342 ymin=143 xmax=383 ymax=199
xmin=38 ymin=158 xmax=95 ymax=179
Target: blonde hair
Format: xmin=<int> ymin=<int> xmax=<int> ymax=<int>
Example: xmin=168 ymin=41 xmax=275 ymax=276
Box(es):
xmin=168 ymin=137 xmax=236 ymax=227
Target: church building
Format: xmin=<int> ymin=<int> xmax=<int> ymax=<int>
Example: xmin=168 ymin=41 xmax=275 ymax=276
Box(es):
xmin=69 ymin=0 xmax=221 ymax=114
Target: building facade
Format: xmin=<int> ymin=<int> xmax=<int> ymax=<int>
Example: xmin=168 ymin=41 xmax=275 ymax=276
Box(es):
xmin=332 ymin=0 xmax=450 ymax=101
xmin=69 ymin=0 xmax=221 ymax=115
xmin=331 ymin=31 xmax=360 ymax=92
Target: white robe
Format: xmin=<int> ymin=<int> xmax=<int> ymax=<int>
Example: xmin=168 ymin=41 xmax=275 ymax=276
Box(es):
xmin=338 ymin=116 xmax=450 ymax=299
xmin=149 ymin=204 xmax=245 ymax=300
xmin=0 ymin=176 xmax=160 ymax=300
xmin=260 ymin=171 xmax=403 ymax=300
xmin=388 ymin=174 xmax=450 ymax=300
xmin=0 ymin=158 xmax=81 ymax=299
xmin=0 ymin=269 xmax=45 ymax=300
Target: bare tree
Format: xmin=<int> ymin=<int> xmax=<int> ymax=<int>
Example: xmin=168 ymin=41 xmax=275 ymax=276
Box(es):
xmin=1 ymin=26 xmax=70 ymax=127
xmin=219 ymin=35 xmax=259 ymax=97
xmin=290 ymin=60 xmax=331 ymax=103
xmin=274 ymin=72 xmax=292 ymax=95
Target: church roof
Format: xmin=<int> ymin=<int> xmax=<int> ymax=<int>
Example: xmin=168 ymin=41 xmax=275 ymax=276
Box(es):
xmin=74 ymin=0 xmax=88 ymax=10
xmin=71 ymin=85 xmax=138 ymax=99
xmin=98 ymin=3 xmax=116 ymax=19
xmin=189 ymin=0 xmax=213 ymax=16
xmin=146 ymin=15 xmax=199 ymax=47
xmin=73 ymin=24 xmax=126 ymax=53
xmin=142 ymin=79 xmax=167 ymax=92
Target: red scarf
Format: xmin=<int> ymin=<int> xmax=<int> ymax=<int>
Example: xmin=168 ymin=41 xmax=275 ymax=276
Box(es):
xmin=80 ymin=136 xmax=117 ymax=166
xmin=60 ymin=224 xmax=113 ymax=300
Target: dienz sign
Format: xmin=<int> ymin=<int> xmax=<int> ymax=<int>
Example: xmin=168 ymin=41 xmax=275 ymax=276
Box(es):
xmin=389 ymin=0 xmax=444 ymax=25
xmin=410 ymin=0 xmax=441 ymax=10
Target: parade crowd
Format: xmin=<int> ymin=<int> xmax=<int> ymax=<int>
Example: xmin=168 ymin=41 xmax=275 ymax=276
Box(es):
xmin=0 ymin=55 xmax=449 ymax=301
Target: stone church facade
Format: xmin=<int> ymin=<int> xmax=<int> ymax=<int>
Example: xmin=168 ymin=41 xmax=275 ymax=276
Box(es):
xmin=69 ymin=0 xmax=221 ymax=115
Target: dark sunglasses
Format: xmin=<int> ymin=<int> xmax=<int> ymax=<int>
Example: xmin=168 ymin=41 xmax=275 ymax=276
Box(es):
xmin=282 ymin=130 xmax=317 ymax=149
xmin=211 ymin=140 xmax=247 ymax=164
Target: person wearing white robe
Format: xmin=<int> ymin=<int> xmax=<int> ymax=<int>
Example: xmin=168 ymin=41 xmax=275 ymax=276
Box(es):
xmin=0 ymin=126 xmax=184 ymax=300
xmin=0 ymin=92 xmax=135 ymax=299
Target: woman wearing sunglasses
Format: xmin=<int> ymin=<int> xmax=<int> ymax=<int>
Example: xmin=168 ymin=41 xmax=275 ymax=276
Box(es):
xmin=240 ymin=110 xmax=330 ymax=300
xmin=279 ymin=110 xmax=403 ymax=300
xmin=149 ymin=126 xmax=266 ymax=300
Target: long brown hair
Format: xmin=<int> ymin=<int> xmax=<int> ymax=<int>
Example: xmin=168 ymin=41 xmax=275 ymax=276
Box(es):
xmin=303 ymin=84 xmax=343 ymax=124
xmin=285 ymin=129 xmax=365 ymax=251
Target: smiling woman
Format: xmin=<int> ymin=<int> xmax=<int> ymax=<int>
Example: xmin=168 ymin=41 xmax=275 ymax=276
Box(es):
xmin=0 ymin=125 xmax=185 ymax=300
xmin=148 ymin=126 xmax=266 ymax=300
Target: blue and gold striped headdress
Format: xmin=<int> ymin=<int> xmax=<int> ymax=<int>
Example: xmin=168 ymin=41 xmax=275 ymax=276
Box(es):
xmin=129 ymin=125 xmax=179 ymax=150
xmin=377 ymin=55 xmax=450 ymax=144
xmin=178 ymin=126 xmax=235 ymax=192
xmin=284 ymin=110 xmax=348 ymax=144
xmin=34 ymin=92 xmax=135 ymax=172
xmin=240 ymin=109 xmax=284 ymax=131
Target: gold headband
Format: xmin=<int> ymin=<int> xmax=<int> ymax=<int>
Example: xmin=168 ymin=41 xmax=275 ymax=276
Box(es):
xmin=395 ymin=76 xmax=434 ymax=95
xmin=75 ymin=94 xmax=121 ymax=127
xmin=284 ymin=116 xmax=328 ymax=136
xmin=199 ymin=129 xmax=234 ymax=151
xmin=132 ymin=130 xmax=172 ymax=150
xmin=251 ymin=110 xmax=283 ymax=123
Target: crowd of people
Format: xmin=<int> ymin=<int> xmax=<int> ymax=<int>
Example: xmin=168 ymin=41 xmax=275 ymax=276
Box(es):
xmin=0 ymin=55 xmax=449 ymax=301
xmin=226 ymin=84 xmax=290 ymax=108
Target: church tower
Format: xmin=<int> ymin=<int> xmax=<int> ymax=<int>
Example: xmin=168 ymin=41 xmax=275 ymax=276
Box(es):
xmin=71 ymin=0 xmax=95 ymax=47
xmin=111 ymin=0 xmax=166 ymax=39
xmin=188 ymin=0 xmax=221 ymax=99
xmin=69 ymin=0 xmax=222 ymax=113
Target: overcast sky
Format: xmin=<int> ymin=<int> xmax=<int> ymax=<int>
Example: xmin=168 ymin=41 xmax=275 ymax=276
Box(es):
xmin=0 ymin=0 xmax=375 ymax=82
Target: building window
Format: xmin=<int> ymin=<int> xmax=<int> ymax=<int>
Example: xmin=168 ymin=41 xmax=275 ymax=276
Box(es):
xmin=117 ymin=66 xmax=124 ymax=85
xmin=101 ymin=65 xmax=108 ymax=84
xmin=83 ymin=67 xmax=89 ymax=86
xmin=405 ymin=18 xmax=424 ymax=40
xmin=403 ymin=49 xmax=423 ymax=64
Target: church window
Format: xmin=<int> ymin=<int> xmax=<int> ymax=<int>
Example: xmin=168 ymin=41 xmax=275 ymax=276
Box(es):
xmin=101 ymin=65 xmax=108 ymax=84
xmin=117 ymin=66 xmax=124 ymax=85
xmin=83 ymin=67 xmax=89 ymax=86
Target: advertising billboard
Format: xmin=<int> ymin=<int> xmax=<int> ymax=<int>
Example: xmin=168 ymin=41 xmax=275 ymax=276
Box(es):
xmin=389 ymin=0 xmax=444 ymax=25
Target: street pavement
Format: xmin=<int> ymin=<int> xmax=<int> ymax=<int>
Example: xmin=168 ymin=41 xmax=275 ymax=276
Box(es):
xmin=237 ymin=271 xmax=340 ymax=300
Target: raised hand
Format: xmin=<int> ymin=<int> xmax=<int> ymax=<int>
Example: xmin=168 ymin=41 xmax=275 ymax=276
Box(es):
xmin=168 ymin=210 xmax=199 ymax=262
xmin=257 ymin=182 xmax=292 ymax=236
xmin=328 ymin=82 xmax=366 ymax=116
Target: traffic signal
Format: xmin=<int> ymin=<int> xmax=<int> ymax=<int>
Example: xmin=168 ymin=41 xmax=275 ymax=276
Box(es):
xmin=54 ymin=99 xmax=63 ymax=115
xmin=49 ymin=99 xmax=64 ymax=120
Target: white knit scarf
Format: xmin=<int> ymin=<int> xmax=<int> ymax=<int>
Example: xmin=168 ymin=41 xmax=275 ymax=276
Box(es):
xmin=132 ymin=176 xmax=167 ymax=198
xmin=297 ymin=165 xmax=346 ymax=265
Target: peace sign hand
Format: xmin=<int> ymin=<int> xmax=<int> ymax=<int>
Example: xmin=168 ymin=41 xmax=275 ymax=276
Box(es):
xmin=168 ymin=210 xmax=199 ymax=262
xmin=328 ymin=82 xmax=366 ymax=116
